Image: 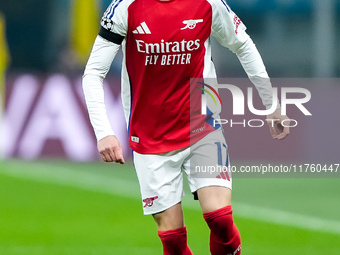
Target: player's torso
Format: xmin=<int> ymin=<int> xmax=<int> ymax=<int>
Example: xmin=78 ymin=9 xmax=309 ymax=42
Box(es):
xmin=125 ymin=0 xmax=212 ymax=75
xmin=122 ymin=0 xmax=215 ymax=153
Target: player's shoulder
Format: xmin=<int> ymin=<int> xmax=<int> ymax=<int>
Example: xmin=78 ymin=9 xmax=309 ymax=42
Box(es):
xmin=205 ymin=0 xmax=232 ymax=12
xmin=101 ymin=0 xmax=138 ymax=36
xmin=103 ymin=0 xmax=136 ymax=19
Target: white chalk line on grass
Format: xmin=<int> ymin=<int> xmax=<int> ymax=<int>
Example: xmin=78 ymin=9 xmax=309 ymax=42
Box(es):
xmin=1 ymin=162 xmax=340 ymax=235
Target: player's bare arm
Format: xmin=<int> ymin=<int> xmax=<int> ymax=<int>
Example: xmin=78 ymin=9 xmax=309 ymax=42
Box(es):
xmin=97 ymin=135 xmax=125 ymax=164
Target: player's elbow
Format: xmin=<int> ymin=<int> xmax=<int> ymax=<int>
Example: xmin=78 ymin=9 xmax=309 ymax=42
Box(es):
xmin=233 ymin=37 xmax=254 ymax=56
xmin=83 ymin=67 xmax=106 ymax=81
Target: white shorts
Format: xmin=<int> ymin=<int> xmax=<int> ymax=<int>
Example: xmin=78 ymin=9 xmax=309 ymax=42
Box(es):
xmin=133 ymin=128 xmax=232 ymax=215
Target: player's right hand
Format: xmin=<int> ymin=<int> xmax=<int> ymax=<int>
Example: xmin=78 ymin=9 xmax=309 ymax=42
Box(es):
xmin=97 ymin=135 xmax=125 ymax=164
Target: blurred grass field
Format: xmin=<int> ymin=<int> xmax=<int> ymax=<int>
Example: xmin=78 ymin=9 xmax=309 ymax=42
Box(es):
xmin=0 ymin=159 xmax=339 ymax=255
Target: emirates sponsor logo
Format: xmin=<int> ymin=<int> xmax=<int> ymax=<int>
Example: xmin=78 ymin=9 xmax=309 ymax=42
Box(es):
xmin=135 ymin=39 xmax=201 ymax=66
xmin=136 ymin=39 xmax=200 ymax=54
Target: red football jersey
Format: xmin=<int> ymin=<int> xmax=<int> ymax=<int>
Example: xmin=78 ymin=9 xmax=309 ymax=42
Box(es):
xmin=99 ymin=0 xmax=249 ymax=154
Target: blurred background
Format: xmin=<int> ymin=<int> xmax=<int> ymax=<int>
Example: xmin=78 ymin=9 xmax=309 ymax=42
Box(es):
xmin=0 ymin=1 xmax=340 ymax=255
xmin=1 ymin=0 xmax=340 ymax=76
xmin=1 ymin=0 xmax=339 ymax=162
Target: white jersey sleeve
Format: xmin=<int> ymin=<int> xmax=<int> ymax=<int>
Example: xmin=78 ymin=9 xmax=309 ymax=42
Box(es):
xmin=82 ymin=0 xmax=131 ymax=142
xmin=82 ymin=36 xmax=121 ymax=141
xmin=209 ymin=0 xmax=279 ymax=109
xmin=100 ymin=0 xmax=130 ymax=37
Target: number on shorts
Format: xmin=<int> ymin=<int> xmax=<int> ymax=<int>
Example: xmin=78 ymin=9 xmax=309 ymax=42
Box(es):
xmin=215 ymin=142 xmax=230 ymax=181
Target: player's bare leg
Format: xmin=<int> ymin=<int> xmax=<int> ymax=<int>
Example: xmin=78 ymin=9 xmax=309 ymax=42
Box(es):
xmin=153 ymin=202 xmax=193 ymax=255
xmin=197 ymin=186 xmax=231 ymax=213
xmin=153 ymin=202 xmax=184 ymax=231
xmin=197 ymin=186 xmax=241 ymax=255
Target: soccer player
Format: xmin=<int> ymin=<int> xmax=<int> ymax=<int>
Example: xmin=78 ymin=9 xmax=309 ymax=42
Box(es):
xmin=82 ymin=0 xmax=290 ymax=254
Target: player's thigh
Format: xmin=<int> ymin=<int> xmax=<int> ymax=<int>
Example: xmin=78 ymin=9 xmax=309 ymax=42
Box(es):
xmin=197 ymin=186 xmax=231 ymax=213
xmin=184 ymin=129 xmax=232 ymax=212
xmin=133 ymin=149 xmax=187 ymax=216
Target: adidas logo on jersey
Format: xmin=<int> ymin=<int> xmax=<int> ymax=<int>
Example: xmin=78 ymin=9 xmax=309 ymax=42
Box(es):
xmin=133 ymin=22 xmax=151 ymax=34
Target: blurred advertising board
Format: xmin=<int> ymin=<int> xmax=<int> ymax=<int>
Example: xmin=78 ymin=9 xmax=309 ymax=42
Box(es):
xmin=2 ymin=74 xmax=339 ymax=164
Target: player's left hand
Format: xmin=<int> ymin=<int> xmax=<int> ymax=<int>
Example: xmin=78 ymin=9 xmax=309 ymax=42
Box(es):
xmin=266 ymin=108 xmax=290 ymax=140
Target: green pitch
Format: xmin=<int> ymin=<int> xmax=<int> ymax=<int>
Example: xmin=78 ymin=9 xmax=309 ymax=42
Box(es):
xmin=0 ymin=160 xmax=339 ymax=255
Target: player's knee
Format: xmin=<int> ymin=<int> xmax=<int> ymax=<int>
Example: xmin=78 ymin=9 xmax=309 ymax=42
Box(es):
xmin=198 ymin=186 xmax=232 ymax=213
xmin=153 ymin=216 xmax=184 ymax=231
xmin=153 ymin=203 xmax=184 ymax=231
